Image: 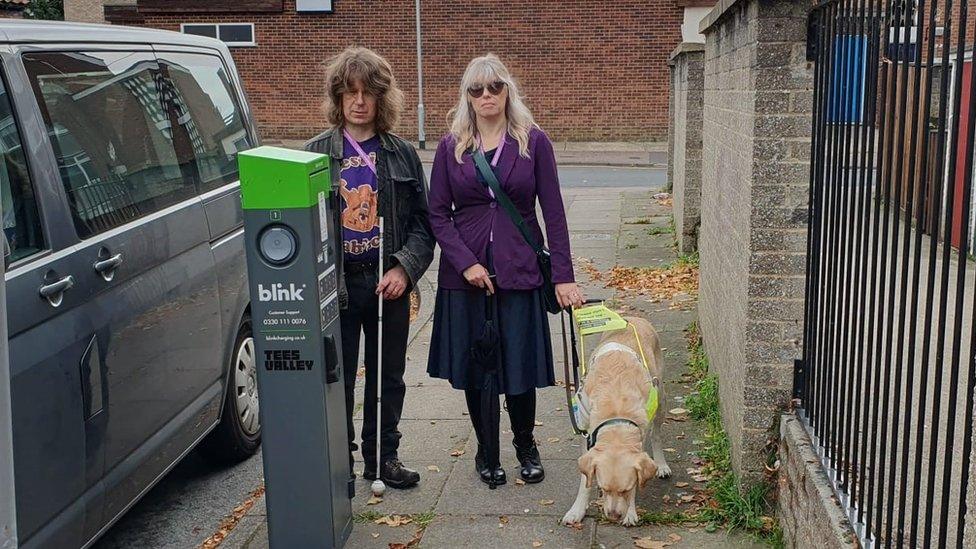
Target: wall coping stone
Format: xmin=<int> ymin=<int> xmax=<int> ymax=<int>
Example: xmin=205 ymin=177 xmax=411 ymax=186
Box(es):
xmin=778 ymin=414 xmax=859 ymax=548
xmin=699 ymin=0 xmax=749 ymax=34
xmin=669 ymin=42 xmax=707 ymax=65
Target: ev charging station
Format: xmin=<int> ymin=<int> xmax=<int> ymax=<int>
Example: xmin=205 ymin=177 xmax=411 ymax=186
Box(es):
xmin=238 ymin=147 xmax=352 ymax=548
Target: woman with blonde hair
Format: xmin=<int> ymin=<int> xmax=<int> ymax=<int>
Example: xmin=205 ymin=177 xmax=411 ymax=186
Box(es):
xmin=426 ymin=54 xmax=583 ymax=487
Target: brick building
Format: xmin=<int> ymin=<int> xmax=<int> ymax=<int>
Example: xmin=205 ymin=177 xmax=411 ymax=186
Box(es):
xmin=65 ymin=0 xmax=715 ymax=143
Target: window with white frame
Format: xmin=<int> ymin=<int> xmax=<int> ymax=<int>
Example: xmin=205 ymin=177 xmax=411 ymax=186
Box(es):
xmin=181 ymin=23 xmax=255 ymax=47
xmin=296 ymin=0 xmax=333 ymax=12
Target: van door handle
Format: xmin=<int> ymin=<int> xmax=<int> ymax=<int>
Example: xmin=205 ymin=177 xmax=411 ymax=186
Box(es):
xmin=39 ymin=275 xmax=74 ymax=307
xmin=94 ymin=252 xmax=123 ymax=281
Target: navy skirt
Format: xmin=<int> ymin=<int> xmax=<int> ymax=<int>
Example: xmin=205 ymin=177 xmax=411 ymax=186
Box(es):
xmin=426 ymin=286 xmax=556 ymax=395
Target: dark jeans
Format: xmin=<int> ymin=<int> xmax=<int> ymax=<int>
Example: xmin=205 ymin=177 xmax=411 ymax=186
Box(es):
xmin=341 ymin=267 xmax=410 ymax=470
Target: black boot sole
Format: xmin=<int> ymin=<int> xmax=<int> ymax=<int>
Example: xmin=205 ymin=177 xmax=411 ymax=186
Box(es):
xmin=519 ymin=470 xmax=545 ymax=484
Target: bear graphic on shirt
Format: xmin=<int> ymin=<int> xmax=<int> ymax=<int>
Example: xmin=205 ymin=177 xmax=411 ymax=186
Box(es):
xmin=339 ymin=178 xmax=378 ymax=233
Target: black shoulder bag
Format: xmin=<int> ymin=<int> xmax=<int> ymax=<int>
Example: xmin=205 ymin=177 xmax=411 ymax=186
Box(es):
xmin=472 ymin=149 xmax=563 ymax=314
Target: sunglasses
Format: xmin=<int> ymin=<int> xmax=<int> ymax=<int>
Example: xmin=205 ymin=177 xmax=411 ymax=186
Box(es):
xmin=467 ymin=80 xmax=506 ymax=98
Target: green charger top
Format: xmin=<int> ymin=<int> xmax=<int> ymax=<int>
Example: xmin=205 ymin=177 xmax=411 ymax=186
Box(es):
xmin=238 ymin=146 xmax=332 ymax=210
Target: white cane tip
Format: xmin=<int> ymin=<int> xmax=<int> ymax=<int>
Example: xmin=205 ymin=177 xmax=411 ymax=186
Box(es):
xmin=371 ymin=480 xmax=386 ymax=496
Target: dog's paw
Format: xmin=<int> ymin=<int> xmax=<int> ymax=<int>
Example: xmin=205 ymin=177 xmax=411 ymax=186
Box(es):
xmin=561 ymin=507 xmax=586 ymax=526
xmin=657 ymin=463 xmax=672 ymax=479
xmin=622 ymin=509 xmax=640 ymax=526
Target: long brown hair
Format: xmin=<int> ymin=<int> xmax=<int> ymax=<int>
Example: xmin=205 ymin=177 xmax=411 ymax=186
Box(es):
xmin=323 ymin=47 xmax=404 ymax=133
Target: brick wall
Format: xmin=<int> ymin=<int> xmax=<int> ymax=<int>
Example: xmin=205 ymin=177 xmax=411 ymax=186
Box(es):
xmin=114 ymin=0 xmax=683 ymax=142
xmin=669 ymin=42 xmax=704 ymax=253
xmin=777 ymin=415 xmax=859 ymax=548
xmin=64 ymin=0 xmax=107 ymax=22
xmin=698 ymin=0 xmax=812 ymax=479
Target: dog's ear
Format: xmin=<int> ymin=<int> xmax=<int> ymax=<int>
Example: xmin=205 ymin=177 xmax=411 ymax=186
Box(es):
xmin=579 ymin=450 xmax=598 ymax=488
xmin=636 ymin=452 xmax=658 ymax=487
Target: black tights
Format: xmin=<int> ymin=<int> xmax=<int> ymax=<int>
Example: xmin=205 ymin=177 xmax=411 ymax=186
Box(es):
xmin=464 ymin=388 xmax=537 ymax=448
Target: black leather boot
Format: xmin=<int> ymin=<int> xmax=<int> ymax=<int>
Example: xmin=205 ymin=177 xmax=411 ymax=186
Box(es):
xmin=364 ymin=458 xmax=420 ymax=489
xmin=513 ymin=437 xmax=545 ymax=483
xmin=475 ymin=446 xmax=507 ymax=486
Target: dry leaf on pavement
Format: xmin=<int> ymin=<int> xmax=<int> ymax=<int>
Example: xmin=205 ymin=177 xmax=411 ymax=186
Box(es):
xmin=499 ymin=516 xmax=510 ymax=524
xmin=515 ymin=478 xmax=526 ymax=486
xmin=669 ymin=408 xmax=688 ymax=415
xmin=450 ymin=449 xmax=465 ymax=457
xmin=426 ymin=465 xmax=440 ymax=472
xmin=539 ymin=499 xmax=555 ymax=506
xmin=668 ymin=533 xmax=682 ymax=542
xmin=374 ymin=515 xmax=413 ymax=527
xmin=633 ymin=537 xmax=670 ymax=549
xmin=532 ymin=541 xmax=544 ymax=548
xmin=534 ymin=420 xmax=544 ymax=426
xmin=367 ymin=495 xmax=383 ymax=505
xmin=675 ymin=482 xmax=689 ymax=488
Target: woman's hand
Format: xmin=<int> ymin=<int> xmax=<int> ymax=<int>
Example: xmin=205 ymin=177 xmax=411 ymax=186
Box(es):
xmin=463 ymin=263 xmax=495 ymax=294
xmin=555 ymin=282 xmax=584 ymax=309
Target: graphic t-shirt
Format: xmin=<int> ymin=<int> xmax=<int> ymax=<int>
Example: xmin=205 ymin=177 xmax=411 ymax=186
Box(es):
xmin=339 ymin=135 xmax=381 ymax=263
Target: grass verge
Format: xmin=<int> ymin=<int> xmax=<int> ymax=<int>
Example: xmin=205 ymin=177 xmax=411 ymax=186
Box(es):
xmin=639 ymin=322 xmax=783 ymax=547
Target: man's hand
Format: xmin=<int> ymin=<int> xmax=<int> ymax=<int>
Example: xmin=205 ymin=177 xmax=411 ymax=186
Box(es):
xmin=376 ymin=265 xmax=410 ymax=300
xmin=463 ymin=263 xmax=495 ymax=294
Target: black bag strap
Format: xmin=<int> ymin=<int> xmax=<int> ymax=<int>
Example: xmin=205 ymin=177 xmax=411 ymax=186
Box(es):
xmin=472 ymin=149 xmax=548 ymax=257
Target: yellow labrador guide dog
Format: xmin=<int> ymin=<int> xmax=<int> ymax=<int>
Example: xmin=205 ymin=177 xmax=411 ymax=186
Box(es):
xmin=561 ymin=315 xmax=671 ymax=526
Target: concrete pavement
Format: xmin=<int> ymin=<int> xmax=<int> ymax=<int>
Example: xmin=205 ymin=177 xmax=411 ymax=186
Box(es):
xmin=222 ymin=187 xmax=767 ymax=549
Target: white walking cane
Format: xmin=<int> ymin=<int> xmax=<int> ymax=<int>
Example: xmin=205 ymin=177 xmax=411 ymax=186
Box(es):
xmin=371 ymin=217 xmax=387 ymax=497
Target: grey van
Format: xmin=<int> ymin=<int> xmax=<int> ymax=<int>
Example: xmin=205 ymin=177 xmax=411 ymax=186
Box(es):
xmin=1 ymin=20 xmax=260 ymax=548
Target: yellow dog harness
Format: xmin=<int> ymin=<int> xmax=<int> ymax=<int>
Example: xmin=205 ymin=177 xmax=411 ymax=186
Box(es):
xmin=569 ymin=304 xmax=660 ymax=435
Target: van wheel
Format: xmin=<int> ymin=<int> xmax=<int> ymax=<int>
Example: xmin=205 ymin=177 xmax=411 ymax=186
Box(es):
xmin=199 ymin=315 xmax=261 ymax=464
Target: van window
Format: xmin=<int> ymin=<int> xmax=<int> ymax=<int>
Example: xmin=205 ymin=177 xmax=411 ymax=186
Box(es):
xmin=0 ymin=76 xmax=43 ymax=262
xmin=24 ymin=51 xmax=197 ymax=239
xmin=156 ymin=52 xmax=252 ymax=193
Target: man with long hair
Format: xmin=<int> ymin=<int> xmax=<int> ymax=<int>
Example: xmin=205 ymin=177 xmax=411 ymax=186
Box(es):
xmin=306 ymin=47 xmax=434 ymax=489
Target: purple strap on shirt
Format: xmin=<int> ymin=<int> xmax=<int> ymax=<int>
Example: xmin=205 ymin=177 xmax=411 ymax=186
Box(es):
xmin=342 ymin=128 xmax=377 ymax=176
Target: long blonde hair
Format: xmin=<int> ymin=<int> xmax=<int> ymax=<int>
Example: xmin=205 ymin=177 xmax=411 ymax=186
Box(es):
xmin=448 ymin=54 xmax=537 ymax=163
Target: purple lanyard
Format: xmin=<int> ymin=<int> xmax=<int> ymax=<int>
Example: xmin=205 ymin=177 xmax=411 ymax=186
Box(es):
xmin=342 ymin=128 xmax=377 ymax=176
xmin=478 ymin=133 xmax=505 ymax=167
xmin=477 ymin=134 xmax=505 ymax=199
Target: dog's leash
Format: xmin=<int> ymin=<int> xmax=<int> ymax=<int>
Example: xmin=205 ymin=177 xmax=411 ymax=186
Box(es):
xmin=560 ymin=299 xmax=602 ymax=436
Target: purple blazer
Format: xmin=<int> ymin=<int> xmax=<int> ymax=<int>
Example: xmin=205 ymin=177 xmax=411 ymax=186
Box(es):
xmin=428 ymin=127 xmax=575 ymax=291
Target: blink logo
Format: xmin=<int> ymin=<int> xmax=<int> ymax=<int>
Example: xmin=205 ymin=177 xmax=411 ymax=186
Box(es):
xmin=258 ymin=283 xmax=306 ymax=302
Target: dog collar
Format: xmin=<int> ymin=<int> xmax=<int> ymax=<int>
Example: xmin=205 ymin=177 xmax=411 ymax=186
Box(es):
xmin=586 ymin=417 xmax=642 ymax=449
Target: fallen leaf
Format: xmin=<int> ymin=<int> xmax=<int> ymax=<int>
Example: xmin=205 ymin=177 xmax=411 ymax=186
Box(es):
xmin=668 ymin=534 xmax=682 ymax=542
xmin=662 ymin=495 xmax=671 ymax=503
xmin=499 ymin=516 xmax=510 ymax=524
xmin=664 ymin=448 xmax=677 ymax=453
xmin=633 ymin=537 xmax=670 ymax=549
xmin=450 ymin=449 xmax=465 ymax=457
xmin=426 ymin=465 xmax=441 ymax=472
xmin=547 ymin=437 xmax=561 ymax=443
xmin=515 ymin=478 xmax=526 ymax=486
xmin=675 ymin=482 xmax=689 ymax=488
xmin=692 ymin=474 xmax=709 ymax=482
xmin=669 ymin=408 xmax=689 ymax=415
xmin=374 ymin=515 xmax=413 ymax=527
xmin=372 ymin=533 xmax=380 ymax=538
xmin=534 ymin=420 xmax=544 ymax=426
xmin=680 ymin=495 xmax=695 ymax=503
xmin=539 ymin=499 xmax=555 ymax=506
xmin=532 ymin=541 xmax=544 ymax=548
xmin=367 ymin=495 xmax=383 ymax=505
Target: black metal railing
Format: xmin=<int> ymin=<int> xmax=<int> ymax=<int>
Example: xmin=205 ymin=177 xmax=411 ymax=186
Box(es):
xmin=801 ymin=0 xmax=976 ymax=547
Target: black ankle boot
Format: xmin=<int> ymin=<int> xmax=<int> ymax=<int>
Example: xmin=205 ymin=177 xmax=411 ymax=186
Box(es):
xmin=514 ymin=438 xmax=545 ymax=483
xmin=475 ymin=446 xmax=506 ymax=486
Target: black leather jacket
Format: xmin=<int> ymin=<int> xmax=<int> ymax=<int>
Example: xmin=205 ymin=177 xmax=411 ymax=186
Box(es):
xmin=305 ymin=128 xmax=435 ymax=309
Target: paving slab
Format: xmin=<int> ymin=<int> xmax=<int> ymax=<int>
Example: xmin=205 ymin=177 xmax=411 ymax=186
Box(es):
xmin=420 ymin=514 xmax=595 ymax=549
xmin=593 ymin=522 xmax=767 ymax=549
xmin=351 ymin=418 xmax=472 ymax=465
xmin=349 ymin=459 xmax=455 ymax=515
xmin=435 ymin=459 xmax=588 ymax=517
